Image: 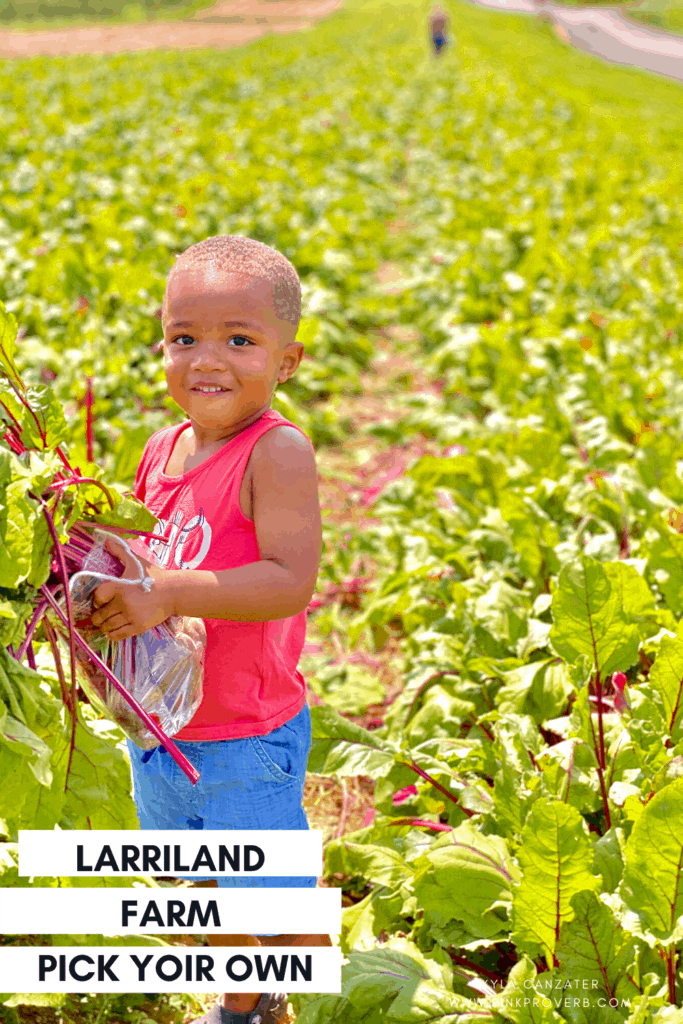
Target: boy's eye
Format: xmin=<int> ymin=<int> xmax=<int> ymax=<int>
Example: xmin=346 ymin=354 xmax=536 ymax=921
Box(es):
xmin=169 ymin=333 xmax=252 ymax=347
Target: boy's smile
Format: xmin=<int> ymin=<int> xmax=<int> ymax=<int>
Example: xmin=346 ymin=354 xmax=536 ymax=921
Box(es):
xmin=161 ymin=264 xmax=303 ymax=447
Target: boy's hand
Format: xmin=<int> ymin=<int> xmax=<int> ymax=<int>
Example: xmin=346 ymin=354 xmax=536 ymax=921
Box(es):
xmin=90 ymin=541 xmax=175 ymax=641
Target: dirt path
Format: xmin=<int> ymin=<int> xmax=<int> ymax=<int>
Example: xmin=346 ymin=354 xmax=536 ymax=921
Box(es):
xmin=0 ymin=0 xmax=342 ymax=58
xmin=466 ymin=0 xmax=683 ymax=85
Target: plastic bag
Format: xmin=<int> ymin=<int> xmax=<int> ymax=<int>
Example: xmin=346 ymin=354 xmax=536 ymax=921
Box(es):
xmin=67 ymin=530 xmax=205 ymax=749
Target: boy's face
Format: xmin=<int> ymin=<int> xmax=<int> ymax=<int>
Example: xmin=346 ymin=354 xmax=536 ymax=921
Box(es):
xmin=161 ymin=263 xmax=303 ymax=439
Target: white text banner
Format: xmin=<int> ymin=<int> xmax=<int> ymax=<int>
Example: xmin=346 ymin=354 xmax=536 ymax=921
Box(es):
xmin=0 ymin=946 xmax=342 ymax=993
xmin=18 ymin=830 xmax=322 ymax=877
xmin=0 ymin=886 xmax=341 ymax=935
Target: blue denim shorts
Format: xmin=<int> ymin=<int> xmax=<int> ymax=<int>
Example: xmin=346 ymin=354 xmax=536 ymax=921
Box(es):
xmin=126 ymin=703 xmax=316 ymax=888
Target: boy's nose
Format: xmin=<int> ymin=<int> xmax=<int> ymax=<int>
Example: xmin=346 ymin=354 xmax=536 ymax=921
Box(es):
xmin=190 ymin=343 xmax=228 ymax=368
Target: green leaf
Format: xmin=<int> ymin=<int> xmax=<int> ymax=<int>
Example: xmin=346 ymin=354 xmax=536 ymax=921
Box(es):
xmin=493 ymin=757 xmax=530 ymax=838
xmin=603 ymin=562 xmax=656 ymax=623
xmin=556 ymin=891 xmax=639 ymax=1007
xmin=0 ymin=710 xmax=53 ymax=787
xmin=295 ymin=939 xmax=474 ymax=1024
xmin=592 ymin=828 xmax=624 ymax=894
xmin=414 ymin=822 xmax=519 ymax=944
xmin=622 ymin=998 xmax=682 ymax=1024
xmin=85 ymin=492 xmax=158 ymax=534
xmin=0 ymin=721 xmax=45 ymax=831
xmin=0 ymin=302 xmax=22 ymax=392
xmin=647 ymin=635 xmax=683 ymax=742
xmin=2 ymin=995 xmax=67 ymax=1009
xmin=496 ymin=658 xmax=572 ymax=723
xmin=308 ymin=704 xmax=398 ymax=778
xmin=494 ymin=712 xmax=544 ymax=771
xmin=19 ymin=385 xmax=69 ymax=450
xmin=0 ymin=381 xmax=26 ymax=435
xmin=326 ymin=838 xmax=412 ymax=890
xmin=0 ymin=460 xmax=36 ymax=589
xmin=650 ymin=1010 xmax=683 ymax=1024
xmin=342 ymin=939 xmax=470 ymax=1021
xmin=295 ymin=957 xmax=478 ymax=1022
xmin=27 ymin=509 xmax=53 ymax=588
xmin=0 ymin=598 xmax=32 ymax=648
xmin=618 ymin=775 xmax=683 ymax=944
xmin=496 ymin=957 xmax=564 ymax=1023
xmin=499 ymin=490 xmax=558 ymax=581
xmin=538 ymin=739 xmax=600 ymax=816
xmin=549 ymin=556 xmax=644 ymax=678
xmin=511 ymin=798 xmax=601 ymax=967
xmin=622 ymin=688 xmax=670 ymax=774
xmin=0 ymin=841 xmax=18 ymax=885
xmin=289 ymin=994 xmax=347 ymax=1024
xmin=341 ymin=887 xmax=408 ymax=953
xmin=309 ymin=662 xmax=385 ymax=715
xmin=403 ymin=685 xmax=477 ymax=745
xmin=647 ymin=527 xmax=683 ymax=615
xmin=473 ymin=579 xmax=529 ymax=648
xmin=57 ymin=712 xmax=139 ymax=830
xmin=111 ymin=424 xmax=154 ymax=485
xmin=496 ymin=660 xmax=550 ymax=716
xmin=0 ymin=647 xmax=61 ymax=736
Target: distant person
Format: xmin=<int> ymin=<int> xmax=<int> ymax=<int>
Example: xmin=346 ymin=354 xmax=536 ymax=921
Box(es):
xmin=430 ymin=5 xmax=449 ymax=56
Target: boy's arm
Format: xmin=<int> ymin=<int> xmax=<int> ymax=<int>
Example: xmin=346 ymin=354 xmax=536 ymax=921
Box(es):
xmin=91 ymin=427 xmax=322 ymax=641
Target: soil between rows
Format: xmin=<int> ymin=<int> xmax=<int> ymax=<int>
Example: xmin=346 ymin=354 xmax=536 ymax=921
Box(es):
xmin=0 ymin=0 xmax=343 ymax=58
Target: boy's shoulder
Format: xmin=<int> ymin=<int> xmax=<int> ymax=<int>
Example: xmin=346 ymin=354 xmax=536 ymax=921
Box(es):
xmin=239 ymin=417 xmax=317 ymax=520
xmin=247 ymin=420 xmax=317 ymax=496
xmin=250 ymin=420 xmax=315 ymax=471
xmin=244 ymin=421 xmax=318 ymax=521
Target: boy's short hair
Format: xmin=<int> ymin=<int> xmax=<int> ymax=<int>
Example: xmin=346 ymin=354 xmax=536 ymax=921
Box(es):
xmin=169 ymin=235 xmax=301 ymax=327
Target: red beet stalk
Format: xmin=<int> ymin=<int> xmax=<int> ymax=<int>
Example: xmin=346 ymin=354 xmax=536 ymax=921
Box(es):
xmin=41 ymin=586 xmax=200 ymax=785
xmin=85 ymin=378 xmax=94 ymax=463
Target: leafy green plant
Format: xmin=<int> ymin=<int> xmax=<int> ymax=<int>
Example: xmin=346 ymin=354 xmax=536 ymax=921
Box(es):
xmin=0 ymin=0 xmax=214 ymax=27
xmin=4 ymin=0 xmax=683 ymax=1018
xmin=611 ymin=0 xmax=683 ymax=34
xmin=0 ymin=304 xmax=176 ymax=1013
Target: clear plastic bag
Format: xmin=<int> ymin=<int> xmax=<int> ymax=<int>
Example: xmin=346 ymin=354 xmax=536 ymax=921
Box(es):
xmin=67 ymin=530 xmax=205 ymax=749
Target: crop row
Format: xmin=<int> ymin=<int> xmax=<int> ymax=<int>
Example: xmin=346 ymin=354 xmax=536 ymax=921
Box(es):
xmin=2 ymin=0 xmax=683 ymax=1020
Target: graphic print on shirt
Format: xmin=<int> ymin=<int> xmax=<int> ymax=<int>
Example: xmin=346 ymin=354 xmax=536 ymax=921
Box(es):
xmin=147 ymin=509 xmax=212 ymax=570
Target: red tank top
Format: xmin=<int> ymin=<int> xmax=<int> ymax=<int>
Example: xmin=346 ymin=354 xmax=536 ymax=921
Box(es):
xmin=134 ymin=410 xmax=308 ymax=741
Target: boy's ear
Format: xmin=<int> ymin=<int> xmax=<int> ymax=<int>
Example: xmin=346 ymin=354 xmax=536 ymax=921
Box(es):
xmin=277 ymin=341 xmax=305 ymax=384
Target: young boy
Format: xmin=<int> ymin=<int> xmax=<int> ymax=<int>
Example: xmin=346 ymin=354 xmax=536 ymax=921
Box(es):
xmin=91 ymin=235 xmax=331 ymax=1024
xmin=429 ymin=5 xmax=449 ymax=56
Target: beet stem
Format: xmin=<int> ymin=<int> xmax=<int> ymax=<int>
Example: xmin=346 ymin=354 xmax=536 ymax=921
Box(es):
xmin=40 ymin=501 xmax=78 ymax=713
xmin=40 ymin=586 xmax=200 ymax=785
xmin=16 ymin=600 xmax=48 ymax=661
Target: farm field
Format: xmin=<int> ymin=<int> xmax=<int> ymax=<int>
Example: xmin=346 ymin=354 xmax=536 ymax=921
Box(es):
xmin=3 ymin=0 xmax=683 ymax=1021
xmin=549 ymin=0 xmax=683 ymax=38
xmin=0 ymin=0 xmax=213 ymax=30
xmin=621 ymin=0 xmax=683 ymax=32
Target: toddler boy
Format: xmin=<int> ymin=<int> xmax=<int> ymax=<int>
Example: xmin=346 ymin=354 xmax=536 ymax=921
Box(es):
xmin=91 ymin=235 xmax=330 ymax=1024
xmin=429 ymin=5 xmax=449 ymax=55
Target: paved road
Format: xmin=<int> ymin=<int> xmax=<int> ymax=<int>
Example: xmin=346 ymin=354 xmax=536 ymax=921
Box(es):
xmin=467 ymin=0 xmax=683 ymax=85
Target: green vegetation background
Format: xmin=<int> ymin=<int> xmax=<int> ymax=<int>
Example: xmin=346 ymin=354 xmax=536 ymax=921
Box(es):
xmin=624 ymin=0 xmax=683 ymax=33
xmin=0 ymin=0 xmax=212 ymax=30
xmin=2 ymin=0 xmax=683 ymax=1021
